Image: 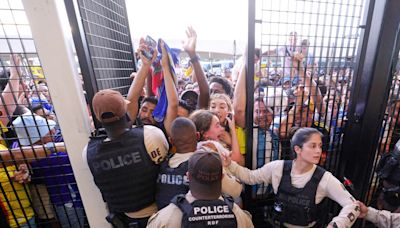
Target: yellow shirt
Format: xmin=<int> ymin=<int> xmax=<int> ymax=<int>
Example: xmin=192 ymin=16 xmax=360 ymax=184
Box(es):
xmin=0 ymin=160 xmax=34 ymax=227
xmin=236 ymin=127 xmax=246 ymax=155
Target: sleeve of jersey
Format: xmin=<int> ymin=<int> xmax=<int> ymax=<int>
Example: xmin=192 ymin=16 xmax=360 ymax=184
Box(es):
xmin=227 ymin=160 xmax=275 ymax=185
xmin=365 ymin=207 xmax=400 ymax=228
xmin=324 ymin=173 xmax=360 ymax=228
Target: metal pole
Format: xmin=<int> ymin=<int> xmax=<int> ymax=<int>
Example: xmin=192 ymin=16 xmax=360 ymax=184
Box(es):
xmin=244 ymin=0 xmax=255 ymax=209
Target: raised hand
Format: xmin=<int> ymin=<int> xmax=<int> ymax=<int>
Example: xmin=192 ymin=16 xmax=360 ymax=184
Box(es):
xmin=160 ymin=39 xmax=170 ymax=68
xmin=11 ymin=164 xmax=31 ymax=184
xmin=10 ymin=54 xmax=22 ymax=78
xmin=226 ymin=113 xmax=236 ymax=130
xmin=220 ymin=152 xmax=232 ymax=167
xmin=182 ymin=26 xmax=197 ymax=57
xmin=138 ymin=37 xmax=157 ymax=66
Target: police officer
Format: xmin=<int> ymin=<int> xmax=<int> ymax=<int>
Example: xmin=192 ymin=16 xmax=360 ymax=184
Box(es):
xmin=222 ymin=127 xmax=360 ymax=227
xmin=84 ymin=89 xmax=169 ymax=227
xmin=147 ymin=150 xmax=254 ymax=227
xmin=156 ymin=117 xmax=197 ymax=209
xmin=375 ymin=139 xmax=400 ymax=212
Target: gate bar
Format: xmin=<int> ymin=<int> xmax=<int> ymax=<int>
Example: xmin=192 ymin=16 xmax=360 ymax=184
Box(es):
xmin=340 ymin=0 xmax=400 ymax=201
xmin=22 ymin=0 xmax=110 ymax=227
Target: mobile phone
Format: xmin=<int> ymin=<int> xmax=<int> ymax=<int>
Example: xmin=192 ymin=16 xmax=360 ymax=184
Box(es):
xmin=142 ymin=35 xmax=157 ymax=60
xmin=224 ymin=113 xmax=232 ymax=133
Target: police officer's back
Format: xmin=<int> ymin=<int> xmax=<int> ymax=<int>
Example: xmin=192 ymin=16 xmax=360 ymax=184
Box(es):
xmin=156 ymin=117 xmax=197 ymax=209
xmin=85 ymin=89 xmax=169 ymax=227
xmin=147 ymin=150 xmax=254 ymax=228
xmin=376 ymin=139 xmax=400 ymax=212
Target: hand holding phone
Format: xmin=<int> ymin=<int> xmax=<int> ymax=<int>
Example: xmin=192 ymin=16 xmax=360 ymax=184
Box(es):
xmin=142 ymin=35 xmax=157 ymax=60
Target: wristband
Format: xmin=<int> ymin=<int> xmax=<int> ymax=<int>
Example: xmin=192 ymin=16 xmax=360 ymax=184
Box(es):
xmin=190 ymin=55 xmax=200 ymax=63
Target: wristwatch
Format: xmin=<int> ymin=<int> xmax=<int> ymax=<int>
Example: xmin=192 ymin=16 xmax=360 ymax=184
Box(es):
xmin=190 ymin=54 xmax=200 ymax=63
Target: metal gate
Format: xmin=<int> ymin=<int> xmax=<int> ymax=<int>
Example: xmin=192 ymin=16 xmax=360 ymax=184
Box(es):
xmin=247 ymin=0 xmax=400 ymax=226
xmin=64 ymin=0 xmax=136 ymax=128
xmin=0 ymin=1 xmax=88 ymax=227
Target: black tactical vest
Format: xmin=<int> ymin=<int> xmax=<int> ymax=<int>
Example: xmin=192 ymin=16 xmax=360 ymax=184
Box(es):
xmin=377 ymin=149 xmax=400 ymax=187
xmin=275 ymin=160 xmax=325 ymax=226
xmin=156 ymin=156 xmax=189 ymax=209
xmin=172 ymin=194 xmax=237 ymax=228
xmin=87 ymin=127 xmax=159 ymax=213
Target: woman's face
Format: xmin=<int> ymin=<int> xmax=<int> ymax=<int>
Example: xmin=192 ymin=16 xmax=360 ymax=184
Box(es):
xmin=203 ymin=116 xmax=224 ymax=140
xmin=295 ymin=133 xmax=322 ymax=165
xmin=209 ymin=98 xmax=229 ymax=124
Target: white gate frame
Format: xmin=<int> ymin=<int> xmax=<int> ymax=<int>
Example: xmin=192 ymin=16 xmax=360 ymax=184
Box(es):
xmin=22 ymin=0 xmax=110 ymax=227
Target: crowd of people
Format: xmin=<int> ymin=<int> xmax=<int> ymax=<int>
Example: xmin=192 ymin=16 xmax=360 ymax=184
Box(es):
xmin=84 ymin=27 xmax=400 ymax=228
xmin=0 ymin=26 xmax=399 ymax=228
xmin=0 ymin=54 xmax=84 ymax=228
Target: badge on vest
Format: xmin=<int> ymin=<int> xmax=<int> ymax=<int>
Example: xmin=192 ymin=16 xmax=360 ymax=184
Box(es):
xmin=186 ymin=201 xmax=236 ymax=227
xmin=172 ymin=195 xmax=237 ymax=228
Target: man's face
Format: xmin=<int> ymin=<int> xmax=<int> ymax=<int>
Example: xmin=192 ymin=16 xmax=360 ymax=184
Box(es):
xmin=253 ymin=100 xmax=273 ymax=130
xmin=139 ymin=101 xmax=156 ymax=125
xmin=177 ymin=83 xmax=185 ymax=95
xmin=210 ymin=82 xmax=226 ymax=95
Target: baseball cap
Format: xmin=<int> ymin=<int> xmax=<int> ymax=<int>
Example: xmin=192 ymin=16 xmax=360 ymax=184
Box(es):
xmin=180 ymin=90 xmax=198 ymax=108
xmin=143 ymin=125 xmax=169 ymax=164
xmin=92 ymin=89 xmax=130 ymax=123
xmin=282 ymin=76 xmax=291 ymax=84
xmin=13 ymin=113 xmax=56 ymax=146
xmin=189 ymin=150 xmax=223 ymax=199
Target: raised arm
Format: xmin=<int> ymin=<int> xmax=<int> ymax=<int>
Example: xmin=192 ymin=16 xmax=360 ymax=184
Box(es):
xmin=227 ymin=114 xmax=244 ymax=166
xmin=127 ymin=38 xmax=157 ymax=121
xmin=182 ymin=27 xmax=209 ymax=109
xmin=277 ymin=85 xmax=305 ymax=138
xmin=1 ymin=54 xmax=22 ymax=125
xmin=146 ymin=69 xmax=155 ymax=97
xmin=233 ymin=64 xmax=246 ymax=128
xmin=299 ymin=67 xmax=323 ymax=113
xmin=160 ymin=40 xmax=178 ymax=137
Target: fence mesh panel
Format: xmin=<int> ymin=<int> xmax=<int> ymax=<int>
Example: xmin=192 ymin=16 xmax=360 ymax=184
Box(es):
xmin=0 ymin=0 xmax=88 ymax=227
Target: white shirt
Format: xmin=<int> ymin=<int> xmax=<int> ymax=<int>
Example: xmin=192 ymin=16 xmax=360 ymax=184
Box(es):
xmin=227 ymin=160 xmax=360 ymax=228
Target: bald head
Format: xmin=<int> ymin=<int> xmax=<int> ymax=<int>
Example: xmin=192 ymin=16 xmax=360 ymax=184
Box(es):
xmin=171 ymin=117 xmax=197 ymax=152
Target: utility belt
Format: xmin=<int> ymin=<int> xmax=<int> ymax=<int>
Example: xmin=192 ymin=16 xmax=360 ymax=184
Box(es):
xmin=106 ymin=213 xmax=149 ymax=228
xmin=263 ymin=202 xmax=324 ymax=228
